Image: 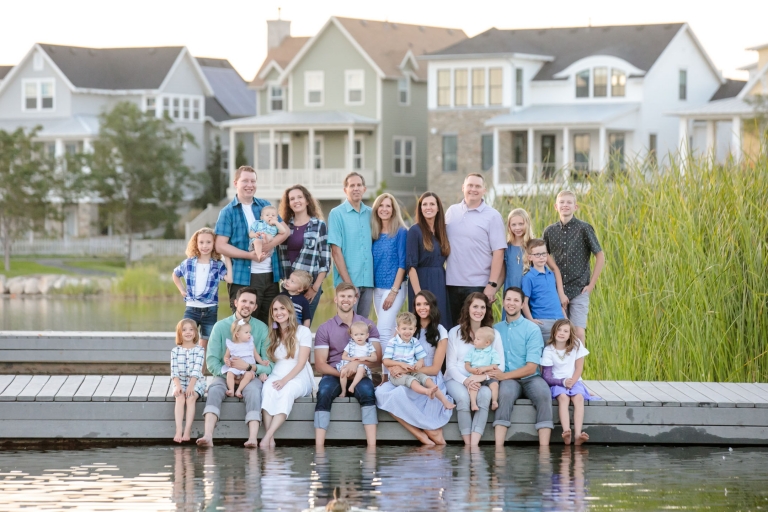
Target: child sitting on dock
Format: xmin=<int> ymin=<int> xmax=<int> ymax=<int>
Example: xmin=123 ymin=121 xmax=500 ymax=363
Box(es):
xmin=464 ymin=326 xmax=501 ymax=411
xmin=540 ymin=318 xmax=597 ymax=445
xmin=337 ymin=321 xmax=377 ymax=397
xmin=171 ymin=318 xmax=207 ymax=443
xmin=382 ymin=312 xmax=455 ymax=410
xmin=249 ymin=205 xmax=287 ymax=262
xmin=221 ymin=319 xmax=269 ymax=398
xmin=172 ymin=227 xmax=233 ymax=349
xmin=279 ymin=270 xmax=314 ymax=327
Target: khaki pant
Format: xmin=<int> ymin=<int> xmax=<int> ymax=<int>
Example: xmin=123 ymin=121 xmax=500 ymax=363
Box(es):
xmin=389 ymin=371 xmax=431 ymax=388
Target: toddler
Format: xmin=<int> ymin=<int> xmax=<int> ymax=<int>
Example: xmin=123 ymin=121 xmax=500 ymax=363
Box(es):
xmin=336 ymin=321 xmax=377 ymax=397
xmin=221 ymin=319 xmax=269 ymax=398
xmin=464 ymin=326 xmax=501 ymax=411
xmin=382 ymin=312 xmax=455 ymax=409
xmin=249 ymin=205 xmax=286 ymax=262
xmin=171 ymin=318 xmax=207 ymax=443
xmin=280 ymin=270 xmax=313 ymax=327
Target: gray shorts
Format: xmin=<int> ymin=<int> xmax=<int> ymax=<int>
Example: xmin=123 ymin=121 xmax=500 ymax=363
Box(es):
xmin=567 ymin=291 xmax=591 ymax=329
xmin=537 ymin=319 xmax=559 ymax=342
xmin=389 ymin=371 xmax=432 ymax=388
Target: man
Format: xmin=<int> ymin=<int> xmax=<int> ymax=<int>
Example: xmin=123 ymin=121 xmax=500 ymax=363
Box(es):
xmin=489 ymin=287 xmax=553 ymax=447
xmin=327 ymin=172 xmax=374 ymax=316
xmin=314 ymin=283 xmax=382 ymax=447
xmin=445 ymin=173 xmax=507 ymax=326
xmin=215 ymin=166 xmax=289 ymax=324
xmin=196 ymin=287 xmax=272 ymax=448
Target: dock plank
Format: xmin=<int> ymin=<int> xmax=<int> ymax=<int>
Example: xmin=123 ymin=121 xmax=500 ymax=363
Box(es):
xmin=667 ymin=382 xmax=717 ymax=406
xmin=732 ymin=383 xmax=768 ymax=408
xmin=631 ymin=381 xmax=680 ymax=406
xmin=616 ymin=381 xmax=662 ymax=406
xmin=109 ymin=376 xmax=137 ymax=402
xmin=0 ymin=376 xmax=33 ymax=401
xmin=599 ymin=380 xmax=644 ymax=406
xmin=0 ymin=375 xmax=16 ymax=395
xmin=148 ymin=376 xmax=171 ymax=401
xmin=92 ymin=376 xmax=119 ymax=402
xmin=647 ymin=382 xmax=699 ymax=407
xmin=16 ymin=376 xmax=51 ymax=401
xmin=35 ymin=376 xmax=68 ymax=402
xmin=54 ymin=375 xmax=86 ymax=402
xmin=701 ymin=382 xmax=754 ymax=408
xmin=73 ymin=375 xmax=103 ymax=402
xmin=582 ymin=380 xmax=624 ymax=406
xmin=685 ymin=382 xmax=736 ymax=408
xmin=129 ymin=376 xmax=154 ymax=402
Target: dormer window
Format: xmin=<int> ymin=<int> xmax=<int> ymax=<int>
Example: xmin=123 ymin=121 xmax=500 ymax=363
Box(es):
xmin=270 ymin=85 xmax=284 ymax=111
xmin=576 ymin=67 xmax=627 ymax=98
xmin=144 ymin=97 xmax=156 ymax=117
xmin=594 ymin=67 xmax=608 ymax=97
xmin=398 ymin=77 xmax=409 ymax=105
xmin=576 ymin=70 xmax=590 ymax=98
xmin=489 ymin=68 xmax=503 ymax=105
xmin=611 ymin=70 xmax=626 ymax=97
xmin=23 ymin=79 xmax=54 ymax=111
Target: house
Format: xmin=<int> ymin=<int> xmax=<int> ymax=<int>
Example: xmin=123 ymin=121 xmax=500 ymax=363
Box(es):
xmin=220 ymin=16 xmax=467 ymax=212
xmin=420 ymin=23 xmax=725 ymax=201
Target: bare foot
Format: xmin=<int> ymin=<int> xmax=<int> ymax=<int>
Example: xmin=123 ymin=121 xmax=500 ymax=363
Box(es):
xmin=270 ymin=438 xmax=276 ymax=448
xmin=562 ymin=429 xmax=572 ymax=445
xmin=347 ymin=386 xmax=355 ymax=395
xmin=225 ymin=389 xmax=234 ymax=397
xmin=440 ymin=397 xmax=456 ymax=410
xmin=491 ymin=400 xmax=499 ymax=411
xmin=340 ymin=389 xmax=347 ymax=398
xmin=196 ymin=435 xmax=214 ymax=447
xmin=575 ymin=432 xmax=589 ymax=445
xmin=470 ymin=403 xmax=479 ymax=412
xmin=414 ymin=430 xmax=436 ymax=446
xmin=181 ymin=433 xmax=191 ymax=442
xmin=235 ymin=390 xmax=243 ymax=398
xmin=427 ymin=386 xmax=439 ymax=399
xmin=259 ymin=437 xmax=272 ymax=448
xmin=425 ymin=430 xmax=446 ymax=445
xmin=173 ymin=432 xmax=183 ymax=443
xmin=244 ymin=438 xmax=258 ymax=448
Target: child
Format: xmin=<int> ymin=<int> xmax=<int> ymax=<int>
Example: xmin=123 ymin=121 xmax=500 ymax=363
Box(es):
xmin=540 ymin=319 xmax=597 ymax=445
xmin=501 ymin=208 xmax=535 ymax=290
xmin=221 ymin=319 xmax=268 ymax=398
xmin=464 ymin=326 xmax=501 ymax=411
xmin=522 ymin=238 xmax=567 ymax=341
xmin=172 ymin=227 xmax=233 ymax=349
xmin=280 ymin=270 xmax=313 ymax=327
xmin=249 ymin=205 xmax=287 ymax=262
xmin=171 ymin=318 xmax=207 ymax=443
xmin=382 ymin=312 xmax=455 ymax=410
xmin=542 ymin=190 xmax=605 ymax=345
xmin=336 ymin=321 xmax=377 ymax=397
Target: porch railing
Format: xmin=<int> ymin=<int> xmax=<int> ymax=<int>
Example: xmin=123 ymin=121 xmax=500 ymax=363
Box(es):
xmin=255 ymin=168 xmax=376 ymax=192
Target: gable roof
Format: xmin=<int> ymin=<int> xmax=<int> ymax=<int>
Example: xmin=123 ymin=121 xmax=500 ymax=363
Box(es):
xmin=196 ymin=57 xmax=255 ymax=119
xmin=426 ymin=23 xmax=689 ymax=81
xmin=710 ymin=79 xmax=747 ymax=101
xmin=0 ymin=66 xmax=12 ymax=80
xmin=249 ymin=36 xmax=309 ymax=87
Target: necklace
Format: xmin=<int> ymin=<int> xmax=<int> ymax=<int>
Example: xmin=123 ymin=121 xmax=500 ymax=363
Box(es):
xmin=555 ymin=347 xmax=568 ymax=361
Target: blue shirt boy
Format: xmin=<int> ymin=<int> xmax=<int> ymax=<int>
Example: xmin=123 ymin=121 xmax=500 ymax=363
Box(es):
xmin=522 ymin=267 xmax=565 ymax=319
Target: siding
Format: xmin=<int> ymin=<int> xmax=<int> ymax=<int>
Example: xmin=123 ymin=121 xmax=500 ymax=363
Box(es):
xmin=0 ymin=51 xmax=72 ymax=119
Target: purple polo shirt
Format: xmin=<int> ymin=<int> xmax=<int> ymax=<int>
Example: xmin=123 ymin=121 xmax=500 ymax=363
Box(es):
xmin=445 ymin=200 xmax=507 ymax=287
xmin=314 ymin=314 xmax=381 ymax=367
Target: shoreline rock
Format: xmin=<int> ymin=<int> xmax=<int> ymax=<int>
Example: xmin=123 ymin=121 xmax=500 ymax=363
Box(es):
xmin=0 ymin=274 xmax=115 ymax=296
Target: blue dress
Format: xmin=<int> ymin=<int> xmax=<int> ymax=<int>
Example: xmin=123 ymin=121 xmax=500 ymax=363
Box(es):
xmin=503 ymin=244 xmax=524 ymax=291
xmin=375 ymin=325 xmax=454 ymax=430
xmin=406 ymin=224 xmax=451 ymax=329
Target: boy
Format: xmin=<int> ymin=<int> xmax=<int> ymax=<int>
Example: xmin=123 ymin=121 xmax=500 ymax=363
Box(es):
xmin=249 ymin=205 xmax=287 ymax=262
xmin=542 ymin=191 xmax=605 ymax=345
xmin=279 ymin=270 xmax=313 ymax=327
xmin=382 ymin=312 xmax=455 ymax=410
xmin=464 ymin=326 xmax=501 ymax=411
xmin=522 ymin=239 xmax=567 ymax=341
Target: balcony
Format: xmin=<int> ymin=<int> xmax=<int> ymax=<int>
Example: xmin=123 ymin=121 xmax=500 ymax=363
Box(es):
xmin=252 ymin=168 xmax=376 ymax=200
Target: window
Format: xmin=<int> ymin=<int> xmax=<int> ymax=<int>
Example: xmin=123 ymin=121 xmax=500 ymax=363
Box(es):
xmin=511 ymin=132 xmax=527 ymax=182
xmin=172 ymin=97 xmax=180 ymax=118
xmin=515 ymin=68 xmax=523 ymax=106
xmin=182 ymin=98 xmax=190 ymax=120
xmin=160 ymin=95 xmax=203 ymax=121
xmin=437 ymin=69 xmax=451 ymax=106
xmin=192 ymin=99 xmax=200 ymax=120
xmin=649 ymin=133 xmax=657 ymax=167
xmin=393 ymin=137 xmax=415 ymax=175
xmin=609 ymin=133 xmax=626 ymax=172
xmin=611 ymin=70 xmax=626 ymax=97
xmin=489 ymin=68 xmax=503 ymax=105
xmin=481 ymin=134 xmax=493 ymax=171
xmin=163 ymin=97 xmax=171 ymax=117
xmin=22 ymin=79 xmax=55 ymax=111
xmin=574 ymin=134 xmax=590 ymax=171
xmin=398 ymin=77 xmax=409 ymax=105
xmin=594 ymin=67 xmax=608 ymax=97
xmin=65 ymin=142 xmax=83 ymax=155
xmin=144 ymin=97 xmax=156 ymax=117
xmin=345 ymin=70 xmax=364 ymax=105
xmin=679 ymin=70 xmax=687 ymax=100
xmin=576 ymin=70 xmax=590 ymax=98
xmin=270 ymin=86 xmax=284 ymax=111
xmin=442 ymin=135 xmax=457 ymax=172
xmin=454 ymin=69 xmax=468 ymax=107
xmin=472 ymin=68 xmax=485 ymax=106
xmin=305 ymin=71 xmax=324 ymax=105
xmin=311 ymin=137 xmax=323 ymax=169
xmin=353 ymin=137 xmax=364 ymax=170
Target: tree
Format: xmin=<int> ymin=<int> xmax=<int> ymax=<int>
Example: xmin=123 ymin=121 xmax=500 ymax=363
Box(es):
xmin=235 ymin=138 xmax=248 ymax=168
xmin=88 ymin=101 xmax=194 ymax=263
xmin=194 ymin=135 xmax=227 ymax=208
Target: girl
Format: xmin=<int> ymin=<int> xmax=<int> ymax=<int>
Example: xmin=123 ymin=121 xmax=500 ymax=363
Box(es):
xmin=171 ymin=318 xmax=207 ymax=443
xmin=222 ymin=320 xmax=268 ymax=398
xmin=540 ymin=318 xmax=597 ymax=445
xmin=173 ymin=227 xmax=233 ymax=349
xmin=500 ymin=208 xmax=534 ymax=292
xmin=337 ymin=321 xmax=377 ymax=398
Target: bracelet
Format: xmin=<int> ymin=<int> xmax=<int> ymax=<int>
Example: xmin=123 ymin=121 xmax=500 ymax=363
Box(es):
xmin=390 ymin=286 xmax=399 ymax=293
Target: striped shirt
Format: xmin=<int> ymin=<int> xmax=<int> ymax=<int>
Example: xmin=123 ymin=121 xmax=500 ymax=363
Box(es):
xmin=383 ymin=335 xmax=428 ymax=365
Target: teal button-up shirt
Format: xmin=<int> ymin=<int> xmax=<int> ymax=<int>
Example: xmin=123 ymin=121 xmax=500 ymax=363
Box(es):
xmin=327 ymin=199 xmax=373 ymax=287
xmin=494 ymin=316 xmax=544 ymax=379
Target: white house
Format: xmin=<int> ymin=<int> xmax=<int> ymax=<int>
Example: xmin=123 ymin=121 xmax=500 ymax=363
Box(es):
xmin=420 ymin=23 xmax=725 ymax=201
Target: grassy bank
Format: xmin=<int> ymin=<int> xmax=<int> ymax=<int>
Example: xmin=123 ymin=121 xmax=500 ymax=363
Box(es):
xmin=494 ymin=156 xmax=768 ymax=383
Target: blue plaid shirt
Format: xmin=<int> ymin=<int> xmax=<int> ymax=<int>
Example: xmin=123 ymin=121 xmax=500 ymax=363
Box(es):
xmin=383 ymin=335 xmax=428 ymax=365
xmin=173 ymin=257 xmax=227 ymax=305
xmin=277 ymin=217 xmax=330 ymax=281
xmin=215 ymin=195 xmax=282 ymax=286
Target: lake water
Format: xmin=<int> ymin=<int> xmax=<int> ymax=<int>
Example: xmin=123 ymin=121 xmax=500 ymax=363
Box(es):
xmin=0 ymin=445 xmax=766 ymax=511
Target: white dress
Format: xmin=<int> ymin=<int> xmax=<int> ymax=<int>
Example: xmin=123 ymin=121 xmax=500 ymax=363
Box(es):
xmin=221 ymin=338 xmax=256 ymax=376
xmin=261 ymin=325 xmax=315 ymax=416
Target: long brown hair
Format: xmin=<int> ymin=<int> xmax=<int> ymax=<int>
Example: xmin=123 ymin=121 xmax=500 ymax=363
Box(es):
xmin=175 ymin=318 xmax=199 ymax=346
xmin=185 ymin=227 xmax=221 ymax=259
xmin=546 ymin=318 xmax=580 ymax=354
xmin=280 ymin=184 xmax=324 ymax=223
xmin=457 ymin=292 xmax=494 ymax=344
xmin=415 ymin=192 xmax=450 ymax=257
xmin=267 ymin=295 xmax=300 ymax=360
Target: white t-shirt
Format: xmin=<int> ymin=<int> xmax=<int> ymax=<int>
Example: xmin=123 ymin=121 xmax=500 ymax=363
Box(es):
xmin=541 ymin=343 xmax=589 ymax=381
xmin=186 ymin=262 xmax=212 ymax=308
xmin=242 ymin=204 xmax=272 ymax=274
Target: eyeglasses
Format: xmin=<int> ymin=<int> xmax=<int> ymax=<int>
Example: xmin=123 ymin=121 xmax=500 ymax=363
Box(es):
xmin=530 ymin=252 xmax=548 ymax=258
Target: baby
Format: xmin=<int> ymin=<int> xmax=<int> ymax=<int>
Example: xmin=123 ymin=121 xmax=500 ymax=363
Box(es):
xmin=337 ymin=321 xmax=377 ymax=397
xmin=464 ymin=326 xmax=501 ymax=411
xmin=279 ymin=270 xmax=313 ymax=327
xmin=249 ymin=206 xmax=286 ymax=262
xmin=382 ymin=312 xmax=455 ymax=409
xmin=221 ymin=319 xmax=269 ymax=398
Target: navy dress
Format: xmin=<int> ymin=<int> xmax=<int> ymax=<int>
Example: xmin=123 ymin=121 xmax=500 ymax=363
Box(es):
xmin=406 ymin=224 xmax=452 ymax=329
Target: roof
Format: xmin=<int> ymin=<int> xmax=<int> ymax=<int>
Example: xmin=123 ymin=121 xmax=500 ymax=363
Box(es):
xmin=746 ymin=42 xmax=768 ymax=51
xmin=426 ymin=23 xmax=685 ymax=81
xmin=250 ymin=36 xmax=309 ymax=87
xmin=485 ymin=103 xmax=640 ymax=127
xmin=710 ymin=79 xmax=747 ymax=101
xmin=204 ymin=96 xmax=232 ymax=123
xmin=0 ymin=115 xmax=100 ymax=138
xmin=38 ymin=44 xmax=184 ymax=89
xmin=221 ymin=110 xmax=379 ymax=129
xmin=0 ymin=65 xmax=12 ymax=80
xmin=669 ymin=97 xmax=755 ymax=117
xmin=196 ymin=57 xmax=255 ymax=118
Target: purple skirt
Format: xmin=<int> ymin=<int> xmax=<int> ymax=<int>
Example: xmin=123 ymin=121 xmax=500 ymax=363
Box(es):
xmin=550 ymin=381 xmax=599 ymax=401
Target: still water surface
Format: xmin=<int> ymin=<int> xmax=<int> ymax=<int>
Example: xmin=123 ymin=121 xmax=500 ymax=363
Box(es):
xmin=1 ymin=445 xmax=766 ymax=511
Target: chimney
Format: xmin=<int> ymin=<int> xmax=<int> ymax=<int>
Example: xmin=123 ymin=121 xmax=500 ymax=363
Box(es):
xmin=267 ymin=18 xmax=291 ymax=51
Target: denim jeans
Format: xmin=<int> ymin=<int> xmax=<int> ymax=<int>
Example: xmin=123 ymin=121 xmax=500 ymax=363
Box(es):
xmin=314 ymin=374 xmax=378 ymax=430
xmin=308 ymin=285 xmax=324 ymax=322
xmin=183 ymin=305 xmax=218 ymax=339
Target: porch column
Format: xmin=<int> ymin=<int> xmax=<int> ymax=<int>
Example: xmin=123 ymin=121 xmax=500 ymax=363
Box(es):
xmin=562 ymin=126 xmax=570 ymax=183
xmin=268 ymin=129 xmax=275 ymax=172
xmin=705 ymin=120 xmax=716 ymax=160
xmin=598 ymin=126 xmax=607 ymax=171
xmin=492 ymin=127 xmax=500 ymax=188
xmin=82 ymin=138 xmax=93 ymax=174
xmin=227 ymin=129 xmax=236 ymax=198
xmin=731 ymin=116 xmax=742 ymax=164
xmin=347 ymin=126 xmax=354 ymax=171
xmin=526 ymin=127 xmax=534 ymax=185
xmin=308 ymin=128 xmax=315 ymax=188
xmin=678 ymin=117 xmax=689 ymax=172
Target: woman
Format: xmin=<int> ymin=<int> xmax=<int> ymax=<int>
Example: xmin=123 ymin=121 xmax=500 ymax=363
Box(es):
xmin=375 ymin=290 xmax=454 ymax=445
xmin=259 ymin=295 xmax=314 ymax=448
xmin=371 ymin=193 xmax=408 ymax=344
xmin=406 ymin=192 xmax=452 ymax=329
xmin=444 ymin=292 xmax=505 ymax=446
xmin=278 ymin=185 xmax=330 ymax=320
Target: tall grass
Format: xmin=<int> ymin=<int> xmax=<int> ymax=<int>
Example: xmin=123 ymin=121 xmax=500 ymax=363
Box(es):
xmin=494 ymin=156 xmax=768 ymax=382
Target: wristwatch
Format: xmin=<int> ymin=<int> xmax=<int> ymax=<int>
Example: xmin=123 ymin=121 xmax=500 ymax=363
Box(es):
xmin=485 ymin=374 xmax=490 ymax=381
xmin=488 ymin=281 xmax=498 ymax=288
xmin=247 ymin=364 xmax=253 ymax=372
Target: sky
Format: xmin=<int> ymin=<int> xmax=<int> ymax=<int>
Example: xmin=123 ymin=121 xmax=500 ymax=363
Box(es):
xmin=1 ymin=0 xmax=765 ymax=82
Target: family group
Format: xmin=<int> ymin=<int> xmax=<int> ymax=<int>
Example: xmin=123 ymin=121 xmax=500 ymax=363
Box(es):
xmin=168 ymin=165 xmax=606 ymax=447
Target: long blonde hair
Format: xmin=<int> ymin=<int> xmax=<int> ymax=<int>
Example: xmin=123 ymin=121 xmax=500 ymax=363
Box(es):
xmin=267 ymin=295 xmax=299 ymax=360
xmin=507 ymin=208 xmax=535 ymax=272
xmin=185 ymin=227 xmax=222 ymax=259
xmin=371 ymin=193 xmax=406 ymax=239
